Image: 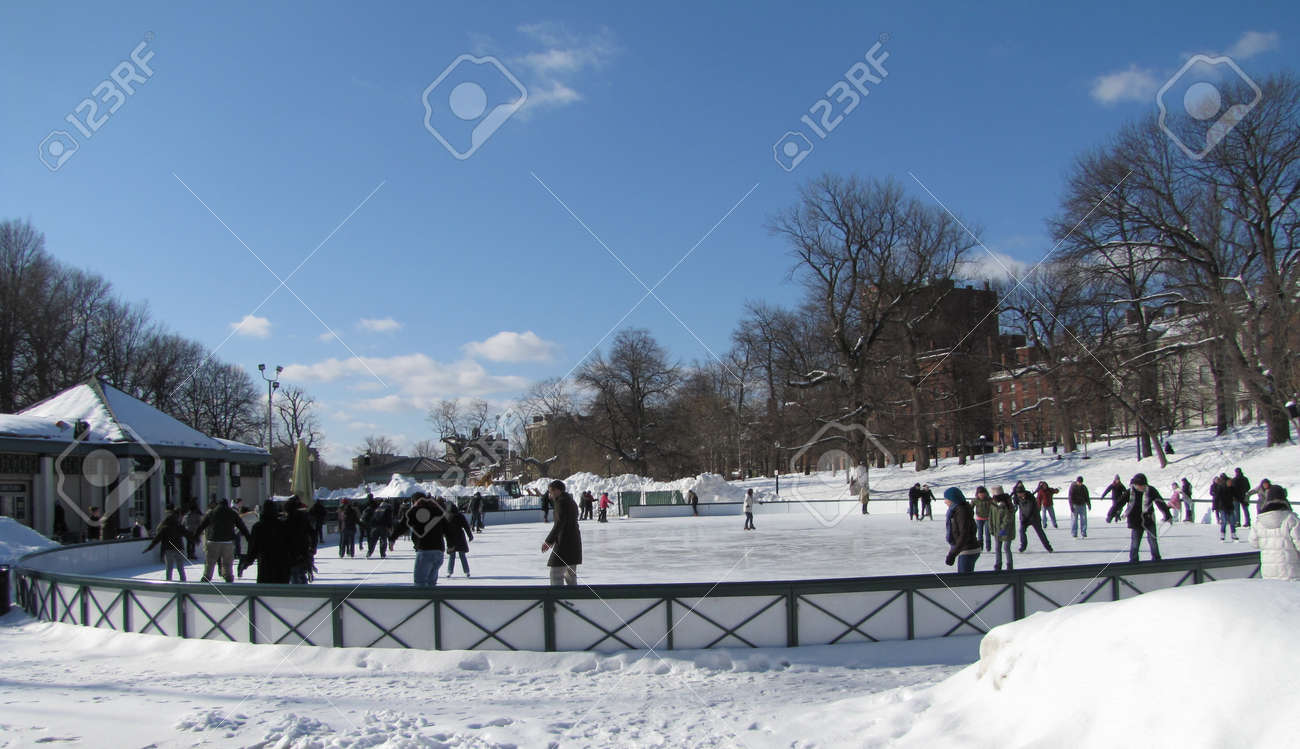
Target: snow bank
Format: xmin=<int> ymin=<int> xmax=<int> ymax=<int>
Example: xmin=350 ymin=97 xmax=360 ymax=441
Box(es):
xmin=0 ymin=517 xmax=58 ymax=565
xmin=801 ymin=580 xmax=1299 ymax=748
xmin=521 ymin=471 xmax=750 ymax=502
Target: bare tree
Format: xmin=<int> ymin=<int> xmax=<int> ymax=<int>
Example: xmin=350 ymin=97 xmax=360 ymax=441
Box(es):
xmin=769 ymin=174 xmax=976 ymax=469
xmin=410 ymin=439 xmax=440 ymax=458
xmin=356 ymin=435 xmax=398 ymax=456
xmin=275 ymin=384 xmax=323 ymax=449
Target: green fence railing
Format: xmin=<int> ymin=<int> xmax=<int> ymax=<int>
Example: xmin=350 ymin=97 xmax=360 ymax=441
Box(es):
xmin=12 ymin=541 xmax=1261 ymax=653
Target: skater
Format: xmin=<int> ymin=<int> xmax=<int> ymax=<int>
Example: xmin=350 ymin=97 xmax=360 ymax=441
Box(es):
xmin=283 ymin=495 xmax=317 ymax=584
xmin=1181 ymin=477 xmax=1195 ymax=522
xmin=142 ymin=507 xmax=189 ymax=581
xmin=854 ymin=462 xmax=870 ymax=515
xmin=409 ymin=493 xmax=448 ymax=587
xmin=919 ymin=484 xmax=935 ymax=520
xmin=1166 ymin=482 xmax=1184 ymax=523
xmin=367 ymin=498 xmax=393 ymax=559
xmin=1125 ymin=474 xmax=1170 ymax=563
xmin=541 ymin=480 xmax=582 ymax=586
xmin=236 ymin=501 xmax=259 ymax=558
xmin=1213 ymin=474 xmax=1239 ymax=541
xmin=86 ymin=506 xmax=103 ymax=542
xmin=743 ymin=488 xmax=756 ymax=530
xmin=470 ymin=492 xmax=486 ymax=532
xmin=1068 ymin=476 xmax=1091 ymax=538
xmin=972 ymin=486 xmax=993 ymax=551
xmin=598 ymin=492 xmax=612 ymax=522
xmin=358 ymin=493 xmax=375 ymax=548
xmin=579 ymin=490 xmax=595 ymax=521
xmin=1101 ymin=475 xmax=1128 ymax=524
xmin=1249 ymin=485 xmax=1300 ymax=580
xmin=337 ymin=499 xmax=359 ymax=558
xmin=943 ymin=488 xmax=981 ymax=573
xmin=989 ymin=485 xmax=1015 ymax=571
xmin=541 ymin=490 xmax=552 ymax=523
xmin=1036 ymin=481 xmax=1059 ymax=528
xmin=182 ymin=503 xmax=202 ymax=559
xmin=195 ymin=498 xmax=252 ymax=584
xmin=1231 ymin=468 xmax=1252 ymax=528
xmin=688 ymin=489 xmax=699 ymax=516
xmin=240 ymin=500 xmax=292 ymax=584
xmin=445 ymin=503 xmax=474 ymax=578
xmin=907 ymin=483 xmax=922 ymax=521
xmin=309 ymin=497 xmax=327 ymax=548
xmin=1014 ymin=481 xmax=1053 ymax=553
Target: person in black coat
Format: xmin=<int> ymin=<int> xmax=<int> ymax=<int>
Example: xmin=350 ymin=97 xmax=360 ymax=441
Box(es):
xmin=1126 ymin=473 xmax=1171 ymax=562
xmin=1211 ymin=473 xmax=1238 ymax=541
xmin=1014 ymin=481 xmax=1053 ymax=553
xmin=367 ymin=500 xmax=394 ymax=559
xmin=919 ymin=484 xmax=935 ymax=520
xmin=541 ymin=480 xmax=582 ymax=586
xmin=240 ymin=500 xmax=292 ymax=584
xmin=1231 ymin=467 xmax=1252 ymax=528
xmin=410 ymin=493 xmax=449 ymax=587
xmin=308 ymin=499 xmax=327 ymax=548
xmin=540 ymin=491 xmax=552 ymax=523
xmin=1181 ymin=477 xmax=1195 ymax=522
xmin=337 ymin=499 xmax=359 ymax=558
xmin=445 ymin=504 xmax=475 ymax=577
xmin=1101 ymin=475 xmax=1129 ymax=523
xmin=907 ymin=484 xmax=922 ymax=521
xmin=283 ymin=495 xmax=316 ymax=584
xmin=943 ymin=488 xmax=981 ymax=573
xmin=469 ymin=492 xmax=486 ymax=532
xmin=142 ymin=508 xmax=189 ymax=581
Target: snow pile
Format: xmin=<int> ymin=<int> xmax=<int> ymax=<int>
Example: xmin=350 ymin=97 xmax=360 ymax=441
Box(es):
xmin=0 ymin=517 xmax=58 ymax=565
xmin=796 ymin=580 xmax=1299 ymax=747
xmin=521 ymin=471 xmax=749 ymax=502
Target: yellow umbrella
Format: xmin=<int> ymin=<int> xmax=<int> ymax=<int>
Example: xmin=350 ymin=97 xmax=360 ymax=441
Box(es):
xmin=291 ymin=439 xmax=315 ymax=504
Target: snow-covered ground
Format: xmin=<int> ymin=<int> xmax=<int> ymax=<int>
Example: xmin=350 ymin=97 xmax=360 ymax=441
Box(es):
xmin=1 ymin=580 xmax=1292 ymax=747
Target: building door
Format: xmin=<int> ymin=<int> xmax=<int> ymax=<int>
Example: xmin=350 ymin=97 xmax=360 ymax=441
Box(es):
xmin=0 ymin=482 xmax=32 ymax=527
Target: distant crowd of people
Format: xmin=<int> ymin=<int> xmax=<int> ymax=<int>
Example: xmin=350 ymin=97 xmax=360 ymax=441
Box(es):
xmin=931 ymin=469 xmax=1300 ymax=579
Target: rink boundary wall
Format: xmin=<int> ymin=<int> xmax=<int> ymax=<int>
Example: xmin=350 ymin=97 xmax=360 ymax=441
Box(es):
xmin=12 ymin=540 xmax=1260 ymax=653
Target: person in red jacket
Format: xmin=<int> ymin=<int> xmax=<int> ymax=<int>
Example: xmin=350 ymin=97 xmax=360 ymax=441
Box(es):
xmin=598 ymin=492 xmax=612 ymax=522
xmin=1035 ymin=481 xmax=1059 ymax=529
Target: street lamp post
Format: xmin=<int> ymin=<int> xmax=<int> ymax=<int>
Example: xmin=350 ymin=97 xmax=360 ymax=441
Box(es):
xmin=774 ymin=441 xmax=781 ymax=497
xmin=979 ymin=434 xmax=988 ymax=485
xmin=258 ymin=364 xmax=282 ymax=450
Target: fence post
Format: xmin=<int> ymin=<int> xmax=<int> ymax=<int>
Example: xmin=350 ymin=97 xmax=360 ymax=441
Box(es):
xmin=543 ymin=593 xmax=557 ymax=652
xmin=0 ymin=566 xmax=9 ymax=616
xmin=786 ymin=587 xmax=799 ymax=648
xmin=1012 ymin=573 xmax=1025 ymax=620
xmin=331 ymin=596 xmax=344 ymax=647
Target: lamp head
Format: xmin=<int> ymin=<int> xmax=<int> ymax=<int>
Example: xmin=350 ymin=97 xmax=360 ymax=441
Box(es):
xmin=258 ymin=363 xmax=265 ymax=372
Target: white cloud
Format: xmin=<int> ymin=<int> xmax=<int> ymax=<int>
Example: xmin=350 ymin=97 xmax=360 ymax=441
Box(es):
xmin=229 ymin=314 xmax=271 ymax=338
xmin=463 ymin=330 xmax=559 ymax=363
xmin=1226 ymin=31 xmax=1279 ymax=60
xmin=318 ymin=331 xmax=337 ymax=342
xmin=511 ymin=22 xmax=618 ymax=114
xmin=1090 ymin=65 xmax=1158 ymax=105
xmin=282 ymin=353 xmax=530 ymax=412
xmin=358 ymin=317 xmax=402 ymax=333
xmin=958 ymin=250 xmax=1031 ymax=283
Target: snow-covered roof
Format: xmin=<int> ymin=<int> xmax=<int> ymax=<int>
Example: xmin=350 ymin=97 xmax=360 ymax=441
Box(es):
xmin=1 ymin=379 xmax=267 ymax=456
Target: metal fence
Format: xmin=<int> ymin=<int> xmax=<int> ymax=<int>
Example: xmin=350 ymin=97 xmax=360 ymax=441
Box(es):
xmin=12 ymin=543 xmax=1259 ymax=653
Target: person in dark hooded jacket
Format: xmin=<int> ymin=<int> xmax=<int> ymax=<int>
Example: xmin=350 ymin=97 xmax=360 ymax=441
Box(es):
xmin=142 ymin=507 xmax=189 ymax=581
xmin=445 ymin=503 xmax=475 ymax=577
xmin=943 ymin=488 xmax=981 ymax=573
xmin=1126 ymin=473 xmax=1171 ymax=563
xmin=1231 ymin=467 xmax=1252 ymax=528
xmin=283 ymin=496 xmax=316 ymax=584
xmin=240 ymin=501 xmax=292 ymax=584
xmin=1101 ymin=475 xmax=1129 ymax=523
xmin=337 ymin=499 xmax=359 ymax=558
xmin=988 ymin=486 xmax=1016 ymax=571
xmin=1014 ymin=481 xmax=1053 ymax=553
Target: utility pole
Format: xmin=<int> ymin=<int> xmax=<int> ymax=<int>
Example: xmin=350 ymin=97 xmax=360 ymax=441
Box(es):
xmin=258 ymin=364 xmax=282 ymax=450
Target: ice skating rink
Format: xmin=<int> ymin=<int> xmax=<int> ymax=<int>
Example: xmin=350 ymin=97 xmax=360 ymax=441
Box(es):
xmin=115 ymin=505 xmax=1245 ymax=586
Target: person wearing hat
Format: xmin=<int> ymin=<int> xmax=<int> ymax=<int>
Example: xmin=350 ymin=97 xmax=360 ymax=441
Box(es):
xmin=1101 ymin=475 xmax=1129 ymax=524
xmin=1014 ymin=480 xmax=1053 ymax=553
xmin=541 ymin=480 xmax=582 ymax=586
xmin=1068 ymin=476 xmax=1091 ymax=538
xmin=988 ymin=485 xmax=1016 ymax=571
xmin=943 ymin=488 xmax=981 ymax=573
xmin=408 ymin=492 xmax=449 ymax=587
xmin=907 ymin=483 xmax=922 ymax=521
xmin=919 ymin=484 xmax=935 ymax=520
xmin=1125 ymin=473 xmax=1171 ymax=563
xmin=1249 ymin=485 xmax=1300 ymax=580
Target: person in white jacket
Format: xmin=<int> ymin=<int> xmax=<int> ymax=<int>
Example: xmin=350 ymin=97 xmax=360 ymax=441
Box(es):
xmin=1249 ymin=486 xmax=1300 ymax=580
xmin=743 ymin=488 xmax=756 ymax=530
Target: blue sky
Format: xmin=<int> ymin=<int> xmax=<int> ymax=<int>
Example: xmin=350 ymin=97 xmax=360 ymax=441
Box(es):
xmin=2 ymin=1 xmax=1295 ymax=464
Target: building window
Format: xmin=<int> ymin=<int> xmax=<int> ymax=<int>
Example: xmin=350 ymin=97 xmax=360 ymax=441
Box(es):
xmin=1011 ymin=400 xmax=1017 ymax=410
xmin=998 ymin=402 xmax=1004 ymax=414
